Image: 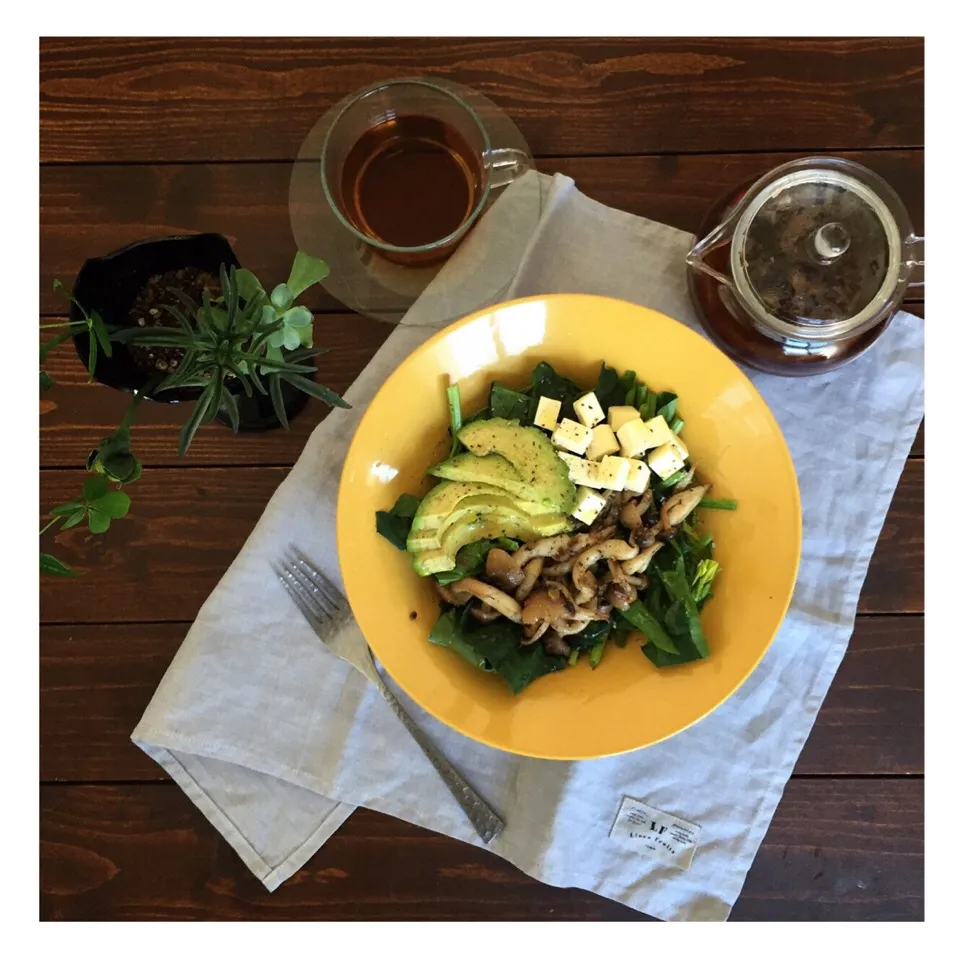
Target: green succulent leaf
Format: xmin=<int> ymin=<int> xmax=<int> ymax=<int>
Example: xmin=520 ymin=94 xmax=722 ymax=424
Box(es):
xmin=270 ymin=283 xmax=292 ymax=312
xmin=179 ymin=383 xmax=215 ymax=457
xmin=285 ymin=251 xmax=330 ymax=300
xmin=234 ymin=268 xmax=265 ymax=303
xmin=267 ymin=328 xmax=287 ymax=349
xmin=281 ymin=306 xmax=313 ymax=328
xmin=90 ymin=310 xmax=113 ymax=357
xmin=269 ymin=374 xmax=289 ymax=430
xmin=40 ymin=370 xmax=56 ymax=391
xmin=278 ymin=372 xmax=350 ymax=409
xmin=220 ymin=386 xmax=240 ymax=433
xmin=282 ymin=325 xmax=302 ymax=350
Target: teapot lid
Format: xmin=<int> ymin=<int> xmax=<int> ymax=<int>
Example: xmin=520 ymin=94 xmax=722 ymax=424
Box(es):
xmin=729 ymin=160 xmax=904 ymax=341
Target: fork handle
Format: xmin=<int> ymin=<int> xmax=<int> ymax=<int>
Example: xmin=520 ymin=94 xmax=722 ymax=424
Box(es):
xmin=379 ymin=684 xmax=504 ymax=844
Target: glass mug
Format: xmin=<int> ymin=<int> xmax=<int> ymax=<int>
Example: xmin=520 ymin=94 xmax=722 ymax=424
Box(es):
xmin=320 ymin=78 xmax=531 ymax=266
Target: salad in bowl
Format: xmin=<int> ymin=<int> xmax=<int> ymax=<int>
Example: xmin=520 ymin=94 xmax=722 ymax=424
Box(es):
xmin=375 ymin=360 xmax=736 ymax=694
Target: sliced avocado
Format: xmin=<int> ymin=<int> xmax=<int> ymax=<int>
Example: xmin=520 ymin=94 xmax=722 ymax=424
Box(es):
xmin=410 ymin=510 xmax=573 ymax=577
xmin=410 ymin=480 xmax=553 ymax=534
xmin=428 ymin=452 xmax=541 ymax=503
xmin=457 ymin=418 xmax=576 ymax=512
xmin=407 ymin=497 xmax=571 ymax=552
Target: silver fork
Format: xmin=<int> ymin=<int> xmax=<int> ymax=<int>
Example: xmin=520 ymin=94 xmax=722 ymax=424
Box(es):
xmin=273 ymin=546 xmax=504 ymax=844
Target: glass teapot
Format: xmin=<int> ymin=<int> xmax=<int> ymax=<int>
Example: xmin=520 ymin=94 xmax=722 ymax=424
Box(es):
xmin=685 ymin=157 xmax=924 ymax=376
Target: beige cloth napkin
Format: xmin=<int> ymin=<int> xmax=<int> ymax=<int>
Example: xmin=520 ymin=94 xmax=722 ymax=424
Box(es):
xmin=133 ymin=173 xmax=924 ymax=921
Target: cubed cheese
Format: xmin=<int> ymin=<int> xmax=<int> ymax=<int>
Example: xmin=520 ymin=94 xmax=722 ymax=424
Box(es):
xmin=572 ymin=486 xmax=607 ymax=525
xmin=616 ymin=418 xmax=656 ymax=458
xmin=557 ymin=452 xmax=597 ymax=487
xmin=585 ymin=424 xmax=619 ymax=461
xmin=647 ymin=442 xmax=686 ymax=479
xmin=667 ymin=430 xmax=688 ymax=460
xmin=551 ymin=418 xmax=592 ymax=455
xmin=608 ymin=405 xmax=641 ymax=433
xmin=598 ymin=455 xmax=631 ymax=491
xmin=624 ymin=459 xmax=651 ymax=495
xmin=533 ymin=396 xmax=562 ymax=432
xmin=643 ymin=415 xmax=674 ymax=447
xmin=573 ymin=391 xmax=605 ymax=429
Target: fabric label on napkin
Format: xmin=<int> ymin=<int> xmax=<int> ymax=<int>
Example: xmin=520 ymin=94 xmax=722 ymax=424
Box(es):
xmin=610 ymin=797 xmax=701 ymax=869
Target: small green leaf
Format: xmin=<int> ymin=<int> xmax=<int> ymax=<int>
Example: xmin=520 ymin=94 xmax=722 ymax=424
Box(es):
xmin=40 ymin=553 xmax=79 ymax=577
xmin=87 ymin=509 xmax=111 ymax=534
xmin=285 ymin=251 xmax=330 ymax=300
xmin=281 ymin=306 xmax=313 ymax=328
xmin=270 ymin=283 xmax=292 ymax=311
xmin=297 ymin=325 xmax=313 ymax=348
xmin=40 ymin=370 xmax=56 ymax=391
xmin=52 ymin=278 xmax=63 ymax=292
xmin=83 ymin=476 xmax=109 ymax=501
xmin=90 ymin=310 xmax=113 ymax=357
xmin=267 ymin=329 xmax=287 ymax=349
xmin=91 ymin=490 xmax=131 ymax=519
xmin=179 ymin=384 xmax=215 ymax=456
xmin=50 ymin=501 xmax=84 ymax=517
xmin=60 ymin=508 xmax=87 ymax=530
xmin=87 ymin=327 xmax=98 ymax=380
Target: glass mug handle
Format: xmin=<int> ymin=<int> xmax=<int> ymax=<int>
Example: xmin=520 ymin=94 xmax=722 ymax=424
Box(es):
xmin=483 ymin=147 xmax=531 ymax=190
xmin=905 ymin=234 xmax=925 ymax=290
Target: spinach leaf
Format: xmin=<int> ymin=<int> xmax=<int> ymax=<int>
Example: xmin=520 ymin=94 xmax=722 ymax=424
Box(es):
xmin=529 ymin=361 xmax=583 ymax=421
xmin=428 ymin=609 xmax=567 ymax=694
xmin=489 ymin=382 xmax=534 ymax=423
xmin=691 ymin=558 xmax=720 ymax=605
xmin=592 ymin=362 xmax=624 ymax=409
xmin=639 ymin=389 xmax=658 ymax=420
xmin=567 ymin=618 xmax=611 ymax=652
xmin=589 ymin=636 xmax=607 ymax=669
xmin=660 ymin=556 xmax=710 ymax=659
xmin=619 ymin=369 xmax=637 ymax=404
xmin=433 ymin=537 xmax=519 ymax=585
xmin=374 ymin=492 xmax=421 ymax=551
xmin=611 ymin=613 xmax=633 ymax=648
xmin=640 ymin=633 xmax=706 ymax=668
xmin=619 ymin=598 xmax=679 ymax=655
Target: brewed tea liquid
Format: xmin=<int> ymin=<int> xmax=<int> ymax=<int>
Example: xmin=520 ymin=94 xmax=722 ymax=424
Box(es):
xmin=340 ymin=115 xmax=482 ymax=249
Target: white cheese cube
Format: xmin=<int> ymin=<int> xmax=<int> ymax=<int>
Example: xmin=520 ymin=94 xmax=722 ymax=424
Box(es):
xmin=551 ymin=418 xmax=592 ymax=456
xmin=598 ymin=455 xmax=631 ymax=491
xmin=608 ymin=405 xmax=641 ymax=433
xmin=667 ymin=430 xmax=688 ymax=460
xmin=643 ymin=415 xmax=674 ymax=448
xmin=533 ymin=396 xmax=562 ymax=432
xmin=573 ymin=391 xmax=605 ymax=429
xmin=624 ymin=459 xmax=651 ymax=495
xmin=647 ymin=442 xmax=686 ymax=479
xmin=585 ymin=424 xmax=619 ymax=461
xmin=572 ymin=486 xmax=607 ymax=525
xmin=557 ymin=452 xmax=596 ymax=487
xmin=616 ymin=418 xmax=657 ymax=458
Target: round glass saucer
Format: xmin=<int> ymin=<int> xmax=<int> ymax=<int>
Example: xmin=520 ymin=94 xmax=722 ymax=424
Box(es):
xmin=288 ymin=78 xmax=544 ymax=324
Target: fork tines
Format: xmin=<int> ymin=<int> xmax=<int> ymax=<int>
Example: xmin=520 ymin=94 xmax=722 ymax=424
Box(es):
xmin=274 ymin=547 xmax=348 ymax=628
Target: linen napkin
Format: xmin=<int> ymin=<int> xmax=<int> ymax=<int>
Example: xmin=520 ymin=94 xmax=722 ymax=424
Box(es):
xmin=133 ymin=173 xmax=924 ymax=921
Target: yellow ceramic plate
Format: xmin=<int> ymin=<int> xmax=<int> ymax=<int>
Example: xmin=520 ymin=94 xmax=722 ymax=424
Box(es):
xmin=338 ymin=295 xmax=801 ymax=759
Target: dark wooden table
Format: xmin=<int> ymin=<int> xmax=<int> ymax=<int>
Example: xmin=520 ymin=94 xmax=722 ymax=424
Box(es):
xmin=39 ymin=38 xmax=924 ymax=921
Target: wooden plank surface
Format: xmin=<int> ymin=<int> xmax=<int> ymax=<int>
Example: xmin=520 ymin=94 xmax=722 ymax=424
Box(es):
xmin=39 ymin=778 xmax=923 ymax=921
xmin=39 ymin=150 xmax=924 ymax=315
xmin=39 ymin=461 xmax=923 ymax=624
xmin=38 ymin=615 xmax=924 ymax=784
xmin=40 ymin=38 xmax=923 ymax=164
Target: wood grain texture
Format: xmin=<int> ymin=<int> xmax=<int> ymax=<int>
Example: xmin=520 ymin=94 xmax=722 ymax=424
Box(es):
xmin=39 ymin=461 xmax=922 ymax=625
xmin=39 ymin=778 xmax=923 ymax=921
xmin=39 ymin=150 xmax=924 ymax=315
xmin=39 ymin=38 xmax=923 ymax=164
xmin=39 ymin=616 xmax=924 ymax=784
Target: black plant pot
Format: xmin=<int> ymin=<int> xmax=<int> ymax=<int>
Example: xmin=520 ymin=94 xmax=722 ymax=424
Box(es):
xmin=70 ymin=233 xmax=308 ymax=430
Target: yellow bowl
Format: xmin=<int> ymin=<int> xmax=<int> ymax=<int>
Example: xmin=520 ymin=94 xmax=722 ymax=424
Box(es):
xmin=338 ymin=295 xmax=801 ymax=759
